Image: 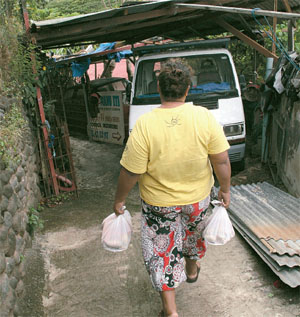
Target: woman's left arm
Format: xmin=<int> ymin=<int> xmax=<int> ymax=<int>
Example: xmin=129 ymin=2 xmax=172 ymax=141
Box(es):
xmin=209 ymin=151 xmax=231 ymax=208
xmin=113 ymin=167 xmax=141 ymax=215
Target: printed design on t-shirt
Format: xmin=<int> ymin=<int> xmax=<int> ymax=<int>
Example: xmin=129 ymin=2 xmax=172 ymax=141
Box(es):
xmin=165 ymin=116 xmax=181 ymax=128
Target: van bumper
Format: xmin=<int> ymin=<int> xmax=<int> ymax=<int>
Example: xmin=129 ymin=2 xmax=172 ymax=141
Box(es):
xmin=228 ymin=143 xmax=245 ymax=162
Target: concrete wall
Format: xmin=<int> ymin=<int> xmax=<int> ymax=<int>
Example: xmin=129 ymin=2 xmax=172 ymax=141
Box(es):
xmin=0 ymin=100 xmax=41 ymax=316
xmin=271 ymin=97 xmax=300 ymax=197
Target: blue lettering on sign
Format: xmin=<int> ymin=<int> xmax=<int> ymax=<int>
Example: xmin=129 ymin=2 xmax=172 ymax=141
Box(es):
xmin=113 ymin=96 xmax=120 ymax=107
xmin=92 ymin=130 xmax=109 ymax=140
xmin=100 ymin=96 xmax=112 ymax=106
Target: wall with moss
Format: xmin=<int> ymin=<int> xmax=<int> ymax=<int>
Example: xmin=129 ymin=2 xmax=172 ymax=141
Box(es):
xmin=0 ymin=96 xmax=41 ymax=316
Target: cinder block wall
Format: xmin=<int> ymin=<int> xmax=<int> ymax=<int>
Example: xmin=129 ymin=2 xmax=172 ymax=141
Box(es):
xmin=0 ymin=100 xmax=41 ymax=316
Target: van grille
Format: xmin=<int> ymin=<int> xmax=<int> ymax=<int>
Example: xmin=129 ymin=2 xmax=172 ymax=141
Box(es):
xmin=193 ymin=100 xmax=219 ymax=109
xmin=229 ymin=152 xmax=241 ymax=162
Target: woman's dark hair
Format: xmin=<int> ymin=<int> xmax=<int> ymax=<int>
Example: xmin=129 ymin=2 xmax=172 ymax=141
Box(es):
xmin=158 ymin=60 xmax=191 ymax=101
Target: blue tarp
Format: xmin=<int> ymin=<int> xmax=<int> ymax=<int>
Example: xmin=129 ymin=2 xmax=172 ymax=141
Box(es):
xmin=94 ymin=42 xmax=132 ymax=62
xmin=71 ymin=58 xmax=91 ymax=77
xmin=138 ymin=82 xmax=231 ymax=98
xmin=190 ymin=82 xmax=230 ymax=93
xmin=58 ymin=42 xmax=132 ymax=77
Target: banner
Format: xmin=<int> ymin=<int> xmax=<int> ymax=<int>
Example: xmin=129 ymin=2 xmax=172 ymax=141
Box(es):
xmin=88 ymin=91 xmax=125 ymax=145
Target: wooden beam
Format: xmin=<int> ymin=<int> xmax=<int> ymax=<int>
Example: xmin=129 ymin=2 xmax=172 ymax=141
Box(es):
xmin=216 ymin=19 xmax=279 ymax=62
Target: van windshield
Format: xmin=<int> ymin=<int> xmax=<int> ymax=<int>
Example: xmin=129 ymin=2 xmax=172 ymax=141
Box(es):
xmin=133 ymin=54 xmax=238 ymax=105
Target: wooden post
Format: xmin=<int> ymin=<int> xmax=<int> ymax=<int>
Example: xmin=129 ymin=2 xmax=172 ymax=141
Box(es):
xmin=288 ymin=20 xmax=295 ymax=51
xmin=272 ymin=0 xmax=277 ymax=55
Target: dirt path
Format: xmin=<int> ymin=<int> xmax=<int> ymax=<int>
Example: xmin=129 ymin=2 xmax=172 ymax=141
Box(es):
xmin=20 ymin=138 xmax=299 ymax=317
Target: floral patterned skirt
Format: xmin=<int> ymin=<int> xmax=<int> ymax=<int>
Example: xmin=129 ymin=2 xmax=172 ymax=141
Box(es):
xmin=141 ymin=196 xmax=210 ymax=292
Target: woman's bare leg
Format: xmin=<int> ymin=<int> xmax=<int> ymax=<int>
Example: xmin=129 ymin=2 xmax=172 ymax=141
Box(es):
xmin=160 ymin=290 xmax=178 ymax=317
xmin=185 ymin=257 xmax=200 ymax=279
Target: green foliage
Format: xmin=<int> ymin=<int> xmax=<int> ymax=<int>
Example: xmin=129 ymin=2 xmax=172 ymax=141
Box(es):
xmin=263 ymin=20 xmax=300 ymax=53
xmin=229 ymin=40 xmax=266 ymax=84
xmin=28 ymin=206 xmax=44 ymax=236
xmin=0 ymin=102 xmax=27 ymax=167
xmin=29 ymin=0 xmax=126 ymax=21
xmin=43 ymin=192 xmax=75 ymax=207
xmin=210 ymin=20 xmax=300 ymax=84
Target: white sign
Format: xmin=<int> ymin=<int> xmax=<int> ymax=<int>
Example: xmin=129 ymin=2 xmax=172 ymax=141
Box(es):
xmin=88 ymin=91 xmax=125 ymax=145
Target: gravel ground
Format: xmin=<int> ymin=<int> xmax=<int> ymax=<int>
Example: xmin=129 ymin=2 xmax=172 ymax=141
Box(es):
xmin=19 ymin=137 xmax=299 ymax=317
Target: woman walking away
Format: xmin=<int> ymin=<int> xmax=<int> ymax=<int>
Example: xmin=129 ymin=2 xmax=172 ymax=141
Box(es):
xmin=113 ymin=60 xmax=231 ymax=317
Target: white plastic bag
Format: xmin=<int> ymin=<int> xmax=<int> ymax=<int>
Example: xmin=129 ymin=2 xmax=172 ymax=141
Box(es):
xmin=101 ymin=208 xmax=132 ymax=252
xmin=203 ymin=200 xmax=235 ymax=245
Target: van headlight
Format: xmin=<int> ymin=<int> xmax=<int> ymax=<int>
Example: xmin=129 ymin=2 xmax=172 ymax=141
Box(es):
xmin=223 ymin=124 xmax=244 ymax=137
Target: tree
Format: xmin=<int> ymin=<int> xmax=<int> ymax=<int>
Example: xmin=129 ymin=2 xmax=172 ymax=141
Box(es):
xmin=29 ymin=0 xmax=129 ymax=21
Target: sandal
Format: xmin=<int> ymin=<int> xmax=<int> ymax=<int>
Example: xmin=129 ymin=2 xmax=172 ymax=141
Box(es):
xmin=186 ymin=263 xmax=201 ymax=283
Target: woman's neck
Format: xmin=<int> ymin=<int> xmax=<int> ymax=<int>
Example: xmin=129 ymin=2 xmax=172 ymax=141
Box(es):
xmin=160 ymin=100 xmax=186 ymax=109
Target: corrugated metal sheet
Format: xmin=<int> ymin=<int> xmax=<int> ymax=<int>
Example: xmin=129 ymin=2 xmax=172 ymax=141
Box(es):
xmin=231 ymin=216 xmax=300 ymax=268
xmin=261 ymin=238 xmax=300 ymax=256
xmin=232 ymin=216 xmax=300 ymax=288
xmin=229 ymin=182 xmax=300 ymax=288
xmin=230 ymin=183 xmax=300 ymax=242
xmin=257 ymin=0 xmax=300 ymax=12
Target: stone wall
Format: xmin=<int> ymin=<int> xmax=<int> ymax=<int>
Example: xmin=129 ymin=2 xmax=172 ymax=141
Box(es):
xmin=0 ymin=103 xmax=41 ymax=316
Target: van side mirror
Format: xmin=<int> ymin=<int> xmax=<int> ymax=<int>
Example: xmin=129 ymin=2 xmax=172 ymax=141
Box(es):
xmin=126 ymin=81 xmax=132 ymax=102
xmin=239 ymin=74 xmax=247 ymax=90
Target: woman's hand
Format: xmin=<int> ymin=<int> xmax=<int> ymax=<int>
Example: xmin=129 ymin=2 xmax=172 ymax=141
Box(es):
xmin=218 ymin=189 xmax=230 ymax=209
xmin=114 ymin=201 xmax=125 ymax=216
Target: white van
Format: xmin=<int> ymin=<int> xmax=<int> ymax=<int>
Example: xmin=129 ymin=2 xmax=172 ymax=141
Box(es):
xmin=128 ymin=39 xmax=246 ymax=169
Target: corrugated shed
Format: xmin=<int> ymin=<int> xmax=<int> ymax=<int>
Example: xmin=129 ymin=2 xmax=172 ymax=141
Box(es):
xmin=30 ymin=0 xmax=300 ymax=49
xmin=229 ymin=182 xmax=300 ymax=288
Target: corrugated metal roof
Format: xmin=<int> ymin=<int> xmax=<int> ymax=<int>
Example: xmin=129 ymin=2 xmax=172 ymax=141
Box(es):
xmin=229 ymin=182 xmax=300 ymax=288
xmin=257 ymin=0 xmax=300 ymax=12
xmin=30 ymin=0 xmax=300 ymax=49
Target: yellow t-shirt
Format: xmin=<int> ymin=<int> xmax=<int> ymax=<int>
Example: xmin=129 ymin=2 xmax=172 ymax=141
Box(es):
xmin=120 ymin=103 xmax=229 ymax=206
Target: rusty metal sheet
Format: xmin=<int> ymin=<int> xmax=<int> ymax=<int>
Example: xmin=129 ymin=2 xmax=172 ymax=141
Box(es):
xmin=231 ymin=216 xmax=300 ymax=287
xmin=229 ymin=182 xmax=300 ymax=242
xmin=262 ymin=238 xmax=300 ymax=256
xmin=230 ymin=214 xmax=300 ymax=268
